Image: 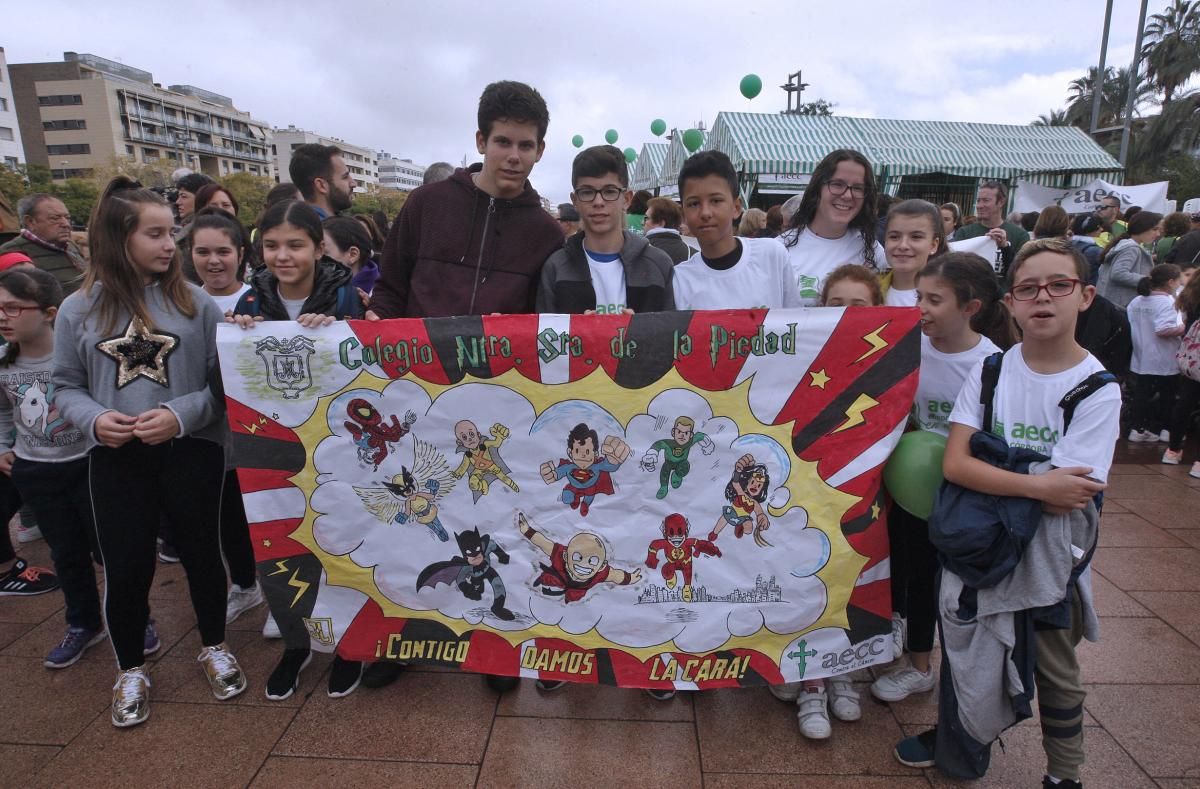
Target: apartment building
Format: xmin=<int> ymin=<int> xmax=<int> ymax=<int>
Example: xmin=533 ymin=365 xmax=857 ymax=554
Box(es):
xmin=9 ymin=52 xmax=273 ymax=181
xmin=0 ymin=48 xmax=25 ymax=170
xmin=273 ymin=126 xmax=376 ymax=192
xmin=376 ymin=151 xmax=426 ymax=191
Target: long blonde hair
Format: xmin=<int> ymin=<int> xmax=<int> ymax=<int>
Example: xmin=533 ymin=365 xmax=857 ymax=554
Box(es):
xmin=85 ymin=176 xmax=195 ymax=333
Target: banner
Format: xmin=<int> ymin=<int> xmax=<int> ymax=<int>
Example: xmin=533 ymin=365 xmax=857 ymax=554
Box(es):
xmin=217 ymin=308 xmax=919 ymax=688
xmin=1014 ymin=178 xmax=1169 ymax=215
xmin=948 ymin=235 xmax=1002 ymax=273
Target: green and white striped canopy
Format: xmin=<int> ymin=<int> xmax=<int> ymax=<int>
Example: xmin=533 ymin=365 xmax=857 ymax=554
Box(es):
xmin=706 ymin=112 xmax=1123 ymax=181
xmin=631 ymin=142 xmax=668 ymax=191
xmin=659 ymin=129 xmax=707 ymax=194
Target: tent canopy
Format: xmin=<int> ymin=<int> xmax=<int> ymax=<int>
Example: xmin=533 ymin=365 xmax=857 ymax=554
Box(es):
xmin=631 ymin=142 xmax=668 ymax=191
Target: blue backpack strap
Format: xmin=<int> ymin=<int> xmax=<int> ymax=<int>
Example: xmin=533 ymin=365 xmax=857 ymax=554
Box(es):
xmin=979 ymin=351 xmax=1005 ymax=435
xmin=1058 ymin=370 xmax=1118 ymax=435
xmin=335 ymin=284 xmax=358 ymax=319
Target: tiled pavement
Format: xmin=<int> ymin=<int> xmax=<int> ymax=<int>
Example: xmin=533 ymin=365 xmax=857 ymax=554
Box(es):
xmin=1 ymin=442 xmax=1198 ymax=788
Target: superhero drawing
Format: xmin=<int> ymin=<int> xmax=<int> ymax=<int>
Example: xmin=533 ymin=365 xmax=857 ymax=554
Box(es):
xmin=352 ymin=439 xmax=457 ymax=541
xmin=452 ymin=420 xmax=519 ymax=501
xmin=416 ymin=527 xmax=515 ymax=621
xmin=645 ymin=514 xmax=721 ymax=602
xmin=639 ymin=415 xmax=715 ymax=499
xmin=708 ymin=454 xmax=773 ymax=547
xmin=540 ymin=422 xmax=630 ymax=517
xmin=517 ymin=512 xmax=641 ymax=603
xmin=344 ymin=397 xmax=416 ymax=469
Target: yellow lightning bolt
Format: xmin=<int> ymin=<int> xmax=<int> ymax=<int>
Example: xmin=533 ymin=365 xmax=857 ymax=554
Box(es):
xmin=832 ymin=393 xmax=879 ymax=433
xmin=284 ymin=570 xmax=310 ymax=608
xmin=853 ymin=322 xmax=890 ymax=363
xmin=239 ymin=415 xmax=269 ymax=434
xmin=268 ymin=560 xmax=290 ymax=576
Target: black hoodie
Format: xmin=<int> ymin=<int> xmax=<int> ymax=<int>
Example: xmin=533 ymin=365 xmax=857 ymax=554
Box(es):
xmin=233 ymin=257 xmax=363 ymax=320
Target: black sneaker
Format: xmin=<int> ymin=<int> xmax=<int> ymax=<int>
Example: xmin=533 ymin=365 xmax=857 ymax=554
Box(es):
xmin=1043 ymin=777 xmax=1082 ymax=789
xmin=327 ymin=656 xmax=362 ymax=698
xmin=361 ymin=661 xmax=405 ymax=689
xmin=485 ymin=674 xmax=519 ymax=693
xmin=156 ymin=539 xmax=180 ymax=564
xmin=265 ymin=648 xmax=312 ymax=701
xmin=0 ymin=558 xmax=59 ymax=596
xmin=894 ymin=727 xmax=937 ymax=768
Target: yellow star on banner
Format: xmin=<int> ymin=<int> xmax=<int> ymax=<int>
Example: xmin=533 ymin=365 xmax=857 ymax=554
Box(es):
xmin=871 ymin=502 xmax=881 ymax=520
xmin=853 ymin=322 xmax=891 ymax=364
xmin=96 ymin=316 xmax=178 ymax=388
xmin=262 ymin=539 xmax=272 ymax=548
xmin=808 ymin=369 xmax=830 ymax=389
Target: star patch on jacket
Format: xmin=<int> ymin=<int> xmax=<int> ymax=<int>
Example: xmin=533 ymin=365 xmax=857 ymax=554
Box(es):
xmin=96 ymin=316 xmax=180 ymax=388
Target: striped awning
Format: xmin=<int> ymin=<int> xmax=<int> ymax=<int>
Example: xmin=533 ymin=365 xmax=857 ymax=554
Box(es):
xmin=704 ymin=112 xmax=1123 ymax=181
xmin=659 ymin=129 xmax=707 ymax=192
xmin=631 ymin=142 xmax=668 ymax=191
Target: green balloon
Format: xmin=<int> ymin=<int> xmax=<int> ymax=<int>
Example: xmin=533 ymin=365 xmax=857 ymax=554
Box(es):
xmin=571 ymin=134 xmax=584 ymax=148
xmin=740 ymin=73 xmax=763 ymax=100
xmin=882 ymin=431 xmax=947 ymax=520
xmin=624 ymin=147 xmax=637 ymax=163
xmin=650 ymin=118 xmax=667 ymax=136
xmin=682 ymin=128 xmax=704 ymax=152
xmin=605 ymin=129 xmax=619 ymax=144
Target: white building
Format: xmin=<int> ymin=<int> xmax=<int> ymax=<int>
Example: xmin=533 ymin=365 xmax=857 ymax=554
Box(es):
xmin=376 ymin=151 xmax=425 ymax=191
xmin=0 ymin=48 xmax=26 ymax=170
xmin=273 ymin=125 xmax=376 ymax=192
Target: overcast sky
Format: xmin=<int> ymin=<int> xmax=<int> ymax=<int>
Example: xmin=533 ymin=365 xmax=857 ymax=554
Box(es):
xmin=5 ymin=0 xmax=1160 ymax=203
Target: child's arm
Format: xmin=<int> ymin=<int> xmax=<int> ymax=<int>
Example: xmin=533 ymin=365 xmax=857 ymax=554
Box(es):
xmin=157 ymin=300 xmax=223 ymax=439
xmin=51 ymin=301 xmax=128 ymax=445
xmin=944 ymin=422 xmax=1105 ymax=512
xmin=0 ymin=390 xmax=15 ymax=474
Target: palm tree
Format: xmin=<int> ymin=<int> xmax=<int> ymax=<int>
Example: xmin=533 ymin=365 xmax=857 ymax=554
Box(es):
xmin=1032 ymin=109 xmax=1070 ymax=126
xmin=1066 ymin=66 xmax=1155 ymax=129
xmin=1141 ymin=0 xmax=1200 ymax=107
xmin=1126 ymin=91 xmax=1200 ymax=175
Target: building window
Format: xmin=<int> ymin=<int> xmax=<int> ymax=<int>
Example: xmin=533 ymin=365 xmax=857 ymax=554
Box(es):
xmin=126 ymin=145 xmax=134 ymax=155
xmin=4 ymin=157 xmax=18 ymax=171
xmin=0 ymin=127 xmax=12 ymax=142
xmin=233 ymin=162 xmax=243 ymax=171
xmin=46 ymin=143 xmax=90 ymax=155
xmin=0 ymin=98 xmax=7 ymax=111
xmin=42 ymin=119 xmax=87 ymax=131
xmin=142 ymin=147 xmax=160 ymax=159
xmin=38 ymin=94 xmax=83 ymax=106
xmin=51 ymin=168 xmax=91 ymax=179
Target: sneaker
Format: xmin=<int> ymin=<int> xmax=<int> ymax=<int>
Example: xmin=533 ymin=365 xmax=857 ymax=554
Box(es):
xmin=828 ymin=678 xmax=861 ymax=721
xmin=225 ymin=582 xmax=264 ymax=624
xmin=891 ymin=612 xmax=906 ymax=659
xmin=1159 ymin=429 xmax=1171 ymax=443
xmin=197 ymin=644 xmax=247 ymax=701
xmin=0 ymin=558 xmax=58 ymax=596
xmin=111 ymin=667 xmax=151 ymax=728
xmin=645 ymin=688 xmax=676 ymax=701
xmin=1163 ymin=448 xmax=1184 ymax=465
xmin=44 ymin=626 xmax=106 ymax=669
xmin=871 ymin=665 xmax=936 ymax=702
xmin=143 ymin=619 xmax=161 ymax=656
xmin=156 ymin=539 xmax=179 ymax=564
xmin=485 ymin=674 xmax=519 ymax=693
xmin=1043 ymin=776 xmax=1082 ymax=789
xmin=327 ymin=656 xmax=362 ymax=698
xmin=262 ymin=611 xmax=281 ymax=639
xmin=1128 ymin=429 xmax=1158 ymax=443
xmin=894 ymin=728 xmax=937 ymax=768
xmin=265 ymin=648 xmax=311 ymax=701
xmin=1191 ymin=461 xmax=1200 ymax=480
xmin=797 ymin=686 xmax=831 ymax=739
xmin=361 ymin=661 xmax=405 ymax=689
xmin=15 ymin=523 xmax=42 ymax=543
xmin=768 ymin=681 xmax=802 ymax=702
xmin=535 ymin=679 xmax=568 ymax=692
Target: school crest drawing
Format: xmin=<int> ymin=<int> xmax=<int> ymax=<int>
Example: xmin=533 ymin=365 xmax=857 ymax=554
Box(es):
xmin=256 ymin=336 xmax=315 ymax=399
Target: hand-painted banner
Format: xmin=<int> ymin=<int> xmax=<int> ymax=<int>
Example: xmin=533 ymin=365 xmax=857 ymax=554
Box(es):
xmin=217 ymin=307 xmax=919 ymax=688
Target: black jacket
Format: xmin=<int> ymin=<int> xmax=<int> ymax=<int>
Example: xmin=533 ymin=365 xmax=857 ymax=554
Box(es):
xmin=1075 ymin=293 xmax=1132 ymax=377
xmin=234 ymin=257 xmax=363 ymax=320
xmin=536 ymin=231 xmax=674 ymax=314
xmin=645 ymin=229 xmax=692 ymax=265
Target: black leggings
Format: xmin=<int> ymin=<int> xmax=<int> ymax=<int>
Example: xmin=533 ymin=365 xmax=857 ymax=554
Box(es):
xmin=221 ymin=470 xmax=256 ymax=589
xmin=90 ymin=437 xmax=227 ymax=670
xmin=1131 ymin=373 xmax=1177 ymax=433
xmin=888 ymin=503 xmax=938 ymax=653
xmin=1168 ymin=376 xmax=1200 ymax=452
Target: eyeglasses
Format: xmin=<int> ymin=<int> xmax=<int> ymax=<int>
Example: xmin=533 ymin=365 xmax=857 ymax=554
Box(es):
xmin=0 ymin=302 xmax=41 ymax=318
xmin=574 ymin=186 xmax=625 ymax=202
xmin=1009 ymin=279 xmax=1082 ymax=301
xmin=825 ymin=180 xmax=866 ymax=199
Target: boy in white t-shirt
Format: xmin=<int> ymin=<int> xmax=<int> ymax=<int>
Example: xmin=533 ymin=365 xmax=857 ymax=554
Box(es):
xmin=1126 ymin=263 xmax=1185 ymax=442
xmin=672 ymin=151 xmax=800 ymax=310
xmin=894 ymin=238 xmax=1121 ymax=789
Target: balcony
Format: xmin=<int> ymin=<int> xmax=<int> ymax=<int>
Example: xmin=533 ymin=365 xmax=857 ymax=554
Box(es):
xmin=188 ymin=119 xmax=213 ymax=133
xmin=129 ymin=108 xmax=165 ymax=123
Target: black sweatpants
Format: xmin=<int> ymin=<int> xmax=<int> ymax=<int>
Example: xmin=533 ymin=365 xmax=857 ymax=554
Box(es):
xmin=1131 ymin=373 xmax=1177 ymax=433
xmin=221 ymin=469 xmax=256 ymax=589
xmin=12 ymin=457 xmax=102 ymax=630
xmin=0 ymin=472 xmax=19 ymax=564
xmin=1168 ymin=376 xmax=1200 ymax=451
xmin=90 ymin=437 xmax=227 ymax=670
xmin=888 ymin=503 xmax=939 ymax=653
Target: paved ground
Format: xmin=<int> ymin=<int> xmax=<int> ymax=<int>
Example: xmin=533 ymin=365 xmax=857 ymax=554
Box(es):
xmin=0 ymin=441 xmax=1197 ymax=788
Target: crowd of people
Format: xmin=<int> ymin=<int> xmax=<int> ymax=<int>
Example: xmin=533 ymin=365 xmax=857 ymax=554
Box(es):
xmin=0 ymin=78 xmax=1196 ymax=789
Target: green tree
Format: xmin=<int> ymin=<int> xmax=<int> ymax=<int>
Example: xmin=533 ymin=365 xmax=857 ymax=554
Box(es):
xmin=348 ymin=188 xmax=408 ymax=224
xmin=1065 ymin=66 xmax=1154 ymax=129
xmin=222 ymin=173 xmax=274 ymax=225
xmin=1032 ymin=109 xmax=1070 ymax=126
xmin=797 ymin=99 xmax=835 ymax=116
xmin=1141 ymin=0 xmax=1200 ymax=107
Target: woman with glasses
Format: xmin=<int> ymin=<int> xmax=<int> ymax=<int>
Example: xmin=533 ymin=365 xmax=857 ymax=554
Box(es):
xmin=1096 ymin=211 xmax=1163 ymax=309
xmin=778 ymin=149 xmax=886 ymax=306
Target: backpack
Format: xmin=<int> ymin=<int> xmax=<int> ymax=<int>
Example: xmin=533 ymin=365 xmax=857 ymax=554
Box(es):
xmin=979 ymin=351 xmax=1118 ymax=438
xmin=1177 ymin=320 xmax=1200 ymax=382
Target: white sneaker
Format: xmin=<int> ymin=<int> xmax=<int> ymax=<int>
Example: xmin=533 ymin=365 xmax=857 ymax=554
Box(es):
xmin=870 ymin=665 xmax=936 ymax=702
xmin=890 ymin=613 xmax=906 ymax=659
xmin=1191 ymin=462 xmax=1200 ymax=480
xmin=797 ymin=687 xmax=831 ymax=739
xmin=1159 ymin=430 xmax=1171 ymax=442
xmin=226 ymin=582 xmax=264 ymax=624
xmin=1163 ymin=449 xmax=1184 ymax=465
xmin=828 ymin=678 xmax=861 ymax=721
xmin=768 ymin=681 xmax=802 ymax=702
xmin=1128 ymin=429 xmax=1158 ymax=443
xmin=15 ymin=523 xmax=42 ymax=543
xmin=262 ymin=611 xmax=281 ymax=639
